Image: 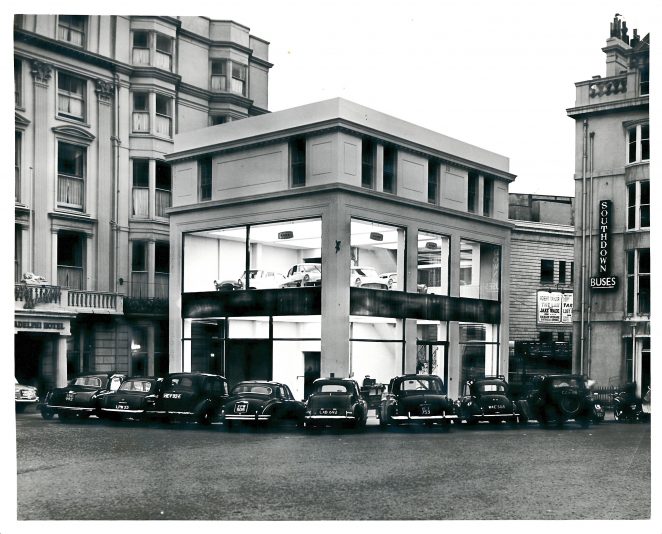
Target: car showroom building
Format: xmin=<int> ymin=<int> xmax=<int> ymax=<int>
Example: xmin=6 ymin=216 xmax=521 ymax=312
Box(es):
xmin=166 ymin=98 xmax=516 ymax=400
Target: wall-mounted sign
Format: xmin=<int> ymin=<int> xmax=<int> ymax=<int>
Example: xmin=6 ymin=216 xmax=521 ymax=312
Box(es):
xmin=369 ymin=232 xmax=384 ymax=242
xmin=591 ymin=199 xmax=618 ymax=290
xmin=278 ymin=231 xmax=294 ymax=240
xmin=14 ymin=319 xmax=70 ymax=335
xmin=537 ymin=291 xmax=573 ymax=325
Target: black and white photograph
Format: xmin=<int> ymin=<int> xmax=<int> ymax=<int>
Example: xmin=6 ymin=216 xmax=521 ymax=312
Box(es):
xmin=3 ymin=0 xmax=657 ymax=531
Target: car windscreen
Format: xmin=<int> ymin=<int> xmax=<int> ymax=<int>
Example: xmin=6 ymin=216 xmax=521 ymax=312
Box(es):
xmin=302 ymin=264 xmax=321 ymax=273
xmin=397 ymin=377 xmax=443 ymax=393
xmin=477 ymin=383 xmax=506 ymax=393
xmin=119 ymin=380 xmax=154 ymax=392
xmin=354 ymin=268 xmax=378 ymax=277
xmin=550 ymin=377 xmax=582 ymax=388
xmin=71 ymin=376 xmax=105 ymax=388
xmin=232 ymin=384 xmax=273 ymax=396
xmin=315 ymin=383 xmax=351 ymax=394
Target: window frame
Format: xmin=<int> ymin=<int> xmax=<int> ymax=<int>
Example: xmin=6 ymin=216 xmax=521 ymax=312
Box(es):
xmin=427 ymin=160 xmax=439 ymax=204
xmin=291 ymin=137 xmax=306 ymax=188
xmin=199 ymin=157 xmax=212 ymax=201
xmin=626 ymin=181 xmax=650 ymax=230
xmin=14 ymin=58 xmax=22 ymax=108
xmin=15 ymin=131 xmax=21 ymax=203
xmin=57 ymin=71 xmax=87 ymax=122
xmin=57 ymin=141 xmax=86 ymax=211
xmin=626 ymin=248 xmax=650 ymax=316
xmin=361 ymin=139 xmax=374 ymax=190
xmin=382 ymin=146 xmax=396 ymax=194
xmin=57 ymin=15 xmax=86 ymax=47
xmin=467 ymin=171 xmax=479 ymax=213
xmin=540 ymin=259 xmax=554 ymax=284
xmin=626 ymin=124 xmax=650 ymax=164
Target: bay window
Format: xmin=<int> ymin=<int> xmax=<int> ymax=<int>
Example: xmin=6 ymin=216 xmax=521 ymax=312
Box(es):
xmin=132 ymin=31 xmax=150 ymax=65
xmin=155 ymin=94 xmax=172 ymax=137
xmin=131 ymin=30 xmax=173 ymax=72
xmin=155 ymin=161 xmax=172 ymax=218
xmin=231 ymin=63 xmax=247 ymax=95
xmin=155 ymin=34 xmax=173 ymax=71
xmin=132 ymin=93 xmax=149 ymax=133
xmin=211 ymin=60 xmax=227 ymax=92
xmin=627 ymin=124 xmax=650 ymax=164
xmin=155 ymin=242 xmax=170 ymax=299
xmin=627 ymin=181 xmax=650 ymax=230
xmin=132 ymin=159 xmax=149 ymax=217
xmin=132 ymin=92 xmax=173 ymax=138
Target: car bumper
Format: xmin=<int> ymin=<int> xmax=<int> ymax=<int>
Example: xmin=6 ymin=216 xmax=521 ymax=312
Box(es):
xmin=224 ymin=414 xmax=271 ymax=421
xmin=305 ymin=415 xmax=357 ymax=421
xmin=100 ymin=407 xmax=145 ymax=414
xmin=391 ymin=414 xmax=458 ymax=421
xmin=15 ymin=398 xmax=38 ymax=404
xmin=50 ymin=405 xmax=96 ymax=413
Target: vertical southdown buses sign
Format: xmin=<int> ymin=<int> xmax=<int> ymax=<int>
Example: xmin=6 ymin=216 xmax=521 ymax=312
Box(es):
xmin=590 ymin=199 xmax=618 ymax=290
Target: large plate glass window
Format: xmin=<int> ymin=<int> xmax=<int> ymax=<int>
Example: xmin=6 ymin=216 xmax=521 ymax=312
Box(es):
xmin=416 ymin=320 xmax=448 ymax=387
xmin=459 ymin=239 xmax=500 ymax=301
xmin=417 ymin=232 xmax=449 ymax=295
xmin=459 ymin=322 xmax=499 ymax=385
xmin=350 ymin=316 xmax=402 ymax=385
xmin=350 ymin=219 xmax=403 ymax=291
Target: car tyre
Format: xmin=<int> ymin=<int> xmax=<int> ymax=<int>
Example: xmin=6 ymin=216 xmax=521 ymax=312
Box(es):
xmin=40 ymin=407 xmax=55 ymax=420
xmin=197 ymin=407 xmax=213 ymax=426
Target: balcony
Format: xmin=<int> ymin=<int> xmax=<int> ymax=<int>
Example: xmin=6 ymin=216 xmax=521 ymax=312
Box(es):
xmin=15 ymin=283 xmax=123 ymax=314
xmin=123 ymin=273 xmax=169 ymax=316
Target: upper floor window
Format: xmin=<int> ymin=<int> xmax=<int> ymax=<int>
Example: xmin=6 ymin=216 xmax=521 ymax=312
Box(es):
xmin=291 ymin=138 xmax=306 ymax=187
xmin=383 ymin=146 xmax=396 ymax=194
xmin=57 ymin=142 xmax=86 ymax=210
xmin=199 ymin=157 xmax=212 ymax=201
xmin=627 ymin=124 xmax=649 ymax=164
xmin=627 ymin=249 xmax=650 ymax=316
xmin=15 ymin=131 xmax=21 ymax=203
xmin=468 ymin=171 xmax=479 ymax=213
xmin=627 ymin=181 xmax=650 ymax=230
xmin=57 ymin=72 xmax=86 ymax=121
xmin=132 ymin=159 xmax=149 ymax=218
xmin=428 ymin=161 xmax=439 ymax=204
xmin=362 ymin=139 xmax=374 ymax=189
xmin=559 ymin=260 xmax=567 ymax=284
xmin=210 ymin=115 xmax=228 ymax=126
xmin=155 ymin=94 xmax=172 ymax=137
xmin=231 ymin=63 xmax=247 ymax=96
xmin=640 ymin=67 xmax=649 ymax=96
xmin=14 ymin=58 xmax=21 ymax=108
xmin=131 ymin=31 xmax=173 ymax=72
xmin=483 ymin=177 xmax=493 ymax=216
xmin=132 ymin=92 xmax=173 ymax=138
xmin=57 ymin=231 xmax=85 ymax=289
xmin=132 ymin=92 xmax=149 ymax=133
xmin=155 ymin=161 xmax=172 ymax=218
xmin=540 ymin=259 xmax=554 ymax=283
xmin=58 ymin=15 xmax=86 ymax=47
xmin=210 ymin=60 xmax=227 ymax=92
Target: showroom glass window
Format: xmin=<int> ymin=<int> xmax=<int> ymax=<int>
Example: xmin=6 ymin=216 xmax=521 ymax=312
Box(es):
xmin=350 ymin=219 xmax=403 ymax=291
xmin=417 ymin=231 xmax=449 ymax=295
xmin=459 ymin=239 xmax=500 ymax=300
xmin=627 ymin=181 xmax=650 ymax=230
xmin=416 ymin=321 xmax=448 ymax=384
xmin=459 ymin=322 xmax=499 ymax=384
xmin=350 ymin=316 xmax=403 ymax=386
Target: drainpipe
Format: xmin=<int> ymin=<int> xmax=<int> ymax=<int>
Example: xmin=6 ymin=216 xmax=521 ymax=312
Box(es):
xmin=112 ymin=71 xmax=120 ymax=294
xmin=579 ymin=119 xmax=588 ymax=375
xmin=587 ymin=131 xmax=595 ymax=377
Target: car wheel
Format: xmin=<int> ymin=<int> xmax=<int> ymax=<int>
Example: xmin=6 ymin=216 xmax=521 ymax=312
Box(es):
xmin=197 ymin=408 xmax=213 ymax=426
xmin=40 ymin=407 xmax=55 ymax=420
xmin=614 ymin=409 xmax=622 ymax=422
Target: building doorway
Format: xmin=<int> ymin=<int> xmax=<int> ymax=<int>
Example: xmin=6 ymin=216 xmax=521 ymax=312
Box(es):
xmin=225 ymin=339 xmax=272 ymax=388
xmin=303 ymin=351 xmax=321 ymax=399
xmin=416 ymin=342 xmax=448 ymax=392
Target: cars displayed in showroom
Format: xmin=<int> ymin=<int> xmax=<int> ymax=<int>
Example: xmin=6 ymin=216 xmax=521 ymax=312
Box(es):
xmin=221 ymin=381 xmax=306 ymax=428
xmin=525 ymin=374 xmax=603 ymax=428
xmin=304 ymin=378 xmax=368 ymax=429
xmin=214 ymin=270 xmax=286 ymax=291
xmin=378 ymin=272 xmax=428 ymax=293
xmin=149 ymin=372 xmax=229 ymax=425
xmin=41 ymin=372 xmax=126 ymax=420
xmin=97 ymin=377 xmax=163 ymax=421
xmin=350 ymin=266 xmax=389 ymax=289
xmin=378 ymin=374 xmax=456 ymax=429
xmin=456 ymin=376 xmax=527 ymax=425
xmin=15 ymin=379 xmax=38 ymax=412
xmin=280 ymin=263 xmax=322 ymax=288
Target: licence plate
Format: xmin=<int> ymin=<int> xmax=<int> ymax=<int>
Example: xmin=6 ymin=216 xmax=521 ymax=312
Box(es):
xmin=116 ymin=404 xmax=129 ymax=410
xmin=421 ymin=405 xmax=431 ymax=415
xmin=163 ymin=393 xmax=182 ymax=399
xmin=320 ymin=408 xmax=337 ymax=415
xmin=66 ymin=392 xmax=75 ymax=402
xmin=235 ymin=404 xmax=248 ymax=413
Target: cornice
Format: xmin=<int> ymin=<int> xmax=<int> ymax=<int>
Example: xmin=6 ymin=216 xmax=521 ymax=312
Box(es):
xmin=52 ymin=125 xmax=96 ymax=144
xmin=49 ymin=211 xmax=97 ymax=230
xmin=129 ymin=66 xmax=181 ymax=86
xmin=566 ymin=96 xmax=648 ymax=118
xmin=15 ymin=112 xmax=31 ymax=128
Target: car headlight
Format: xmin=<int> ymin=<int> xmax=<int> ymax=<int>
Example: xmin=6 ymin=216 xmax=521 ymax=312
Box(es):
xmin=595 ymin=404 xmax=602 ymax=410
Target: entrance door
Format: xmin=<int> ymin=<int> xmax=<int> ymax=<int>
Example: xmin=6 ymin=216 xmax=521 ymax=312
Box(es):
xmin=416 ymin=342 xmax=448 ymax=393
xmin=303 ymin=351 xmax=321 ymax=400
xmin=14 ymin=333 xmax=48 ymax=395
xmin=225 ymin=339 xmax=272 ymax=388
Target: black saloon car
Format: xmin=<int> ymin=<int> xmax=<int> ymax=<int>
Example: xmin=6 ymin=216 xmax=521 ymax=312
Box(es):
xmin=221 ymin=381 xmax=305 ymax=428
xmin=41 ymin=372 xmax=126 ymax=420
xmin=379 ymin=374 xmax=456 ymax=429
xmin=525 ymin=374 xmax=602 ymax=427
xmin=150 ymin=373 xmax=229 ymax=425
xmin=97 ymin=377 xmax=162 ymax=421
xmin=456 ymin=376 xmax=527 ymax=425
xmin=305 ymin=378 xmax=368 ymax=429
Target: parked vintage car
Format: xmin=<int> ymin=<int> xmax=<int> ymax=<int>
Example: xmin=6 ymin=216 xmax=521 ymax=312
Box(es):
xmin=149 ymin=372 xmax=229 ymax=425
xmin=378 ymin=272 xmax=428 ymax=293
xmin=379 ymin=374 xmax=456 ymax=429
xmin=15 ymin=378 xmax=38 ymax=412
xmin=221 ymin=381 xmax=305 ymax=428
xmin=525 ymin=374 xmax=602 ymax=427
xmin=350 ymin=266 xmax=389 ymax=289
xmin=42 ymin=372 xmax=126 ymax=420
xmin=456 ymin=376 xmax=527 ymax=425
xmin=280 ymin=263 xmax=322 ymax=288
xmin=304 ymin=378 xmax=368 ymax=429
xmin=642 ymin=386 xmax=651 ymax=423
xmin=215 ymin=270 xmax=286 ymax=291
xmin=97 ymin=377 xmax=163 ymax=421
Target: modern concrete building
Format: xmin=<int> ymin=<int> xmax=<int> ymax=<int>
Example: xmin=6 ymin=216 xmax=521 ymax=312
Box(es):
xmin=14 ymin=15 xmax=271 ymax=393
xmin=166 ymin=97 xmax=516 ymax=400
xmin=567 ymin=16 xmax=649 ymax=394
xmin=507 ymin=194 xmax=574 ymax=384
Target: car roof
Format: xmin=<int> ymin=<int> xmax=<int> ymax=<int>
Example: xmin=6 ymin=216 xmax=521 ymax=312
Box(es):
xmin=168 ymin=372 xmax=226 ymax=379
xmin=313 ymin=377 xmax=355 ymax=384
xmin=234 ymin=380 xmax=282 ymax=386
xmin=395 ymin=374 xmax=442 ymax=381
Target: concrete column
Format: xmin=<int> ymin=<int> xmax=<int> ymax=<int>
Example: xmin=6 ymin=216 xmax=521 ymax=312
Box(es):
xmin=31 ymin=61 xmax=53 ymax=280
xmin=147 ymin=240 xmax=155 ymax=298
xmin=447 ymin=321 xmax=461 ymax=398
xmin=95 ymin=80 xmax=114 ymax=292
xmin=449 ymin=234 xmax=461 ymax=297
xmin=56 ymin=335 xmax=68 ymax=387
xmin=147 ymin=323 xmax=155 ymax=376
xmin=321 ymin=197 xmax=351 ymax=378
xmin=404 ymin=224 xmax=419 ymax=373
xmin=50 ymin=231 xmax=58 ymax=285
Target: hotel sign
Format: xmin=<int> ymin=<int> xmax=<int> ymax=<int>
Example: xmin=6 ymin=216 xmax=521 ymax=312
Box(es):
xmin=590 ymin=200 xmax=618 ymax=290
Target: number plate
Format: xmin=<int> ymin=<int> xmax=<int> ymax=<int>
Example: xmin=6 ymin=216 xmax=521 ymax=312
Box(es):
xmin=65 ymin=392 xmax=75 ymax=402
xmin=235 ymin=403 xmax=248 ymax=413
xmin=116 ymin=404 xmax=129 ymax=410
xmin=421 ymin=405 xmax=431 ymax=415
xmin=163 ymin=393 xmax=182 ymax=399
xmin=320 ymin=408 xmax=337 ymax=415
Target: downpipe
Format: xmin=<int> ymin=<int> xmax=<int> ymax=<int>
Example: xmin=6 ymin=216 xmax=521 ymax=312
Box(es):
xmin=579 ymin=120 xmax=588 ymax=375
xmin=587 ymin=131 xmax=595 ymax=377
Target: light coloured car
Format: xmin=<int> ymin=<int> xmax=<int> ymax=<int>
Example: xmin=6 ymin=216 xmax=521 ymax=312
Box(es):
xmin=379 ymin=272 xmax=428 ymax=293
xmin=351 ymin=266 xmax=389 ymax=289
xmin=280 ymin=263 xmax=322 ymax=288
xmin=215 ymin=269 xmax=286 ymax=290
xmin=15 ymin=379 xmax=38 ymax=412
